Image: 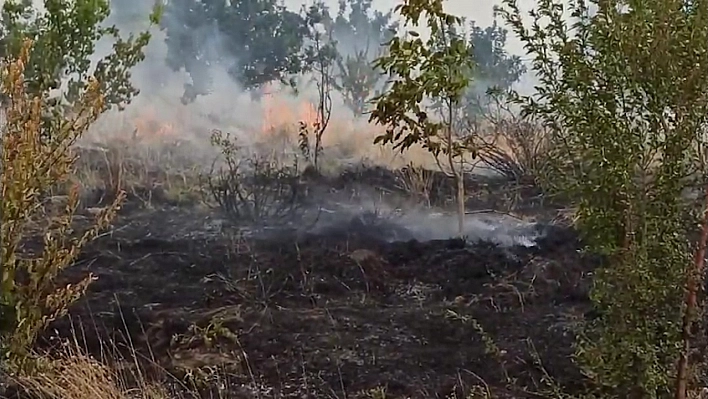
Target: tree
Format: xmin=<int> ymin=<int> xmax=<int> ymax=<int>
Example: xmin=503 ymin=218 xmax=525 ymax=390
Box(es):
xmin=369 ymin=0 xmax=474 ymax=235
xmin=497 ymin=0 xmax=708 ymax=396
xmin=332 ymin=47 xmax=384 ymax=116
xmin=434 ymin=20 xmax=538 ymax=183
xmin=325 ymin=0 xmax=398 ymax=116
xmin=463 ymin=19 xmax=525 ymax=119
xmin=161 ymin=0 xmax=327 ymax=103
xmin=428 ymin=19 xmax=525 ymax=120
xmin=0 ymin=0 xmax=155 ymax=371
xmin=0 ymin=0 xmax=158 ymax=112
xmin=298 ymin=2 xmax=338 ymax=172
xmin=105 ymin=0 xmax=157 ymax=31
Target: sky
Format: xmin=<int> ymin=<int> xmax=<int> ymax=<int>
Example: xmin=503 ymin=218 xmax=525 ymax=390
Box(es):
xmin=357 ymin=0 xmax=538 ymax=55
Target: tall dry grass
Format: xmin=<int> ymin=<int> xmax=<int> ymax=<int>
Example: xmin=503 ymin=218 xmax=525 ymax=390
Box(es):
xmin=13 ymin=347 xmax=169 ymax=399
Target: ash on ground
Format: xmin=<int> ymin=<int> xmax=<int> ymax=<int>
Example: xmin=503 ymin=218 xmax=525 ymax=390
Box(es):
xmin=12 ymin=166 xmax=594 ymax=399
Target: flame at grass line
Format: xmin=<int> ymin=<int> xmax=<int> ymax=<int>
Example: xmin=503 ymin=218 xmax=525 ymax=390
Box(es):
xmin=256 ymin=83 xmax=437 ymax=169
xmin=132 ymin=106 xmax=179 ymax=142
xmin=76 ymin=82 xmax=438 ymax=171
xmin=261 ymin=82 xmax=319 ymax=135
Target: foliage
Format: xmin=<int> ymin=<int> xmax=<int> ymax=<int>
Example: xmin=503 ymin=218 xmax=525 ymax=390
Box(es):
xmin=0 ymin=40 xmax=124 ymax=371
xmin=369 ymin=0 xmax=475 ymax=234
xmin=468 ymin=20 xmax=524 ymax=93
xmin=325 ymin=0 xmax=399 ymax=115
xmin=161 ymin=0 xmax=329 ymax=103
xmin=327 ymin=0 xmax=397 ymax=46
xmin=332 ymin=48 xmax=385 ymax=116
xmin=497 ymin=0 xmax=708 ymax=396
xmin=205 ymin=130 xmax=308 ymax=228
xmin=369 ymin=4 xmax=473 ymax=154
xmin=428 ymin=19 xmax=525 ymax=120
xmin=0 ymin=0 xmax=159 ymax=112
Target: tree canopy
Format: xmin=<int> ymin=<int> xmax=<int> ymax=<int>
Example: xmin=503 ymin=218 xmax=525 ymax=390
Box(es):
xmin=326 ymin=0 xmax=399 ymax=115
xmin=0 ymin=0 xmax=156 ymax=111
xmin=161 ymin=0 xmax=328 ymax=103
xmin=463 ymin=19 xmax=526 ymax=117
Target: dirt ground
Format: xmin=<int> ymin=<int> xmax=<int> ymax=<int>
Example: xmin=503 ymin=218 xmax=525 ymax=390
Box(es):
xmin=11 ymin=167 xmax=597 ymax=398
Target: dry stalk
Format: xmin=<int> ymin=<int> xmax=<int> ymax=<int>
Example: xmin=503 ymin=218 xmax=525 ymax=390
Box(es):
xmin=396 ymin=163 xmax=435 ymax=206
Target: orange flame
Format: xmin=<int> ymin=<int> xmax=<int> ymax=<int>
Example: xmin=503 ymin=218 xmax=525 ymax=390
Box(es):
xmin=261 ymin=83 xmax=319 ymax=135
xmin=132 ymin=106 xmax=177 ymax=142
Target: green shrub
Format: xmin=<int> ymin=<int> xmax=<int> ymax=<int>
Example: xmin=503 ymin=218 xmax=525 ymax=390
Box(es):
xmin=0 ymin=40 xmax=124 ymax=372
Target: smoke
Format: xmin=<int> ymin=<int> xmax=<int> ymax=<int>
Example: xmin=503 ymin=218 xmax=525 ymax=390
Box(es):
xmin=7 ymin=0 xmax=552 ymax=246
xmin=407 ymin=212 xmax=542 ymax=247
xmin=84 ymin=2 xmax=251 ymax=151
xmin=82 ymin=0 xmax=542 ymax=149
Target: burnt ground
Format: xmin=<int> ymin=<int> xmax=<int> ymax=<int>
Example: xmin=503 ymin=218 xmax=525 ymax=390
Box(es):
xmin=13 ymin=166 xmax=596 ymax=398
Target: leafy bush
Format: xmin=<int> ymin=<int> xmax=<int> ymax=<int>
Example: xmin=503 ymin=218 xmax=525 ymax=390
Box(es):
xmin=498 ymin=0 xmax=708 ymax=396
xmin=0 ymin=40 xmax=123 ymax=371
xmin=0 ymin=0 xmax=157 ymax=112
xmin=369 ymin=2 xmax=474 ymax=235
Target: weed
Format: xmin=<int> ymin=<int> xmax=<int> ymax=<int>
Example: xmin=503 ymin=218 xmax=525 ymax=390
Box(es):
xmin=205 ymin=130 xmax=309 ymax=228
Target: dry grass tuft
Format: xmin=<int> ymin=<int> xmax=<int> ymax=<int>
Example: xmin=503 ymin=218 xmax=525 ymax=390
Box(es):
xmin=471 ymin=104 xmax=553 ymax=181
xmin=13 ymin=345 xmax=171 ymax=399
xmin=395 ymin=163 xmax=436 ymax=207
xmin=73 ymin=139 xmax=205 ymax=208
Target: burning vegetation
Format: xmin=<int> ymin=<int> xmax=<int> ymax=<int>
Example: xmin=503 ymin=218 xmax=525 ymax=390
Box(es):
xmin=4 ymin=0 xmax=708 ymax=399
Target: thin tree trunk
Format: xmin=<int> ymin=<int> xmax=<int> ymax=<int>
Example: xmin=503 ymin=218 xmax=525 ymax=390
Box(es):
xmin=456 ymin=164 xmax=465 ymax=235
xmin=675 ymin=189 xmax=708 ymax=399
xmin=445 ymin=101 xmax=464 ymax=236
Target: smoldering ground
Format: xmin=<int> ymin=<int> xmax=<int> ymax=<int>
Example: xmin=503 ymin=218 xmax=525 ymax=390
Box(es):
xmin=32 ymin=167 xmax=594 ymax=399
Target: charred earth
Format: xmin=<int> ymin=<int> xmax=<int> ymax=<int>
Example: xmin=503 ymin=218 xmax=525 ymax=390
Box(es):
xmin=8 ymin=165 xmax=595 ymax=399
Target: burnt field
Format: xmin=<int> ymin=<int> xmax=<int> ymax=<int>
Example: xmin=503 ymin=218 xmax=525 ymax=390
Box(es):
xmin=12 ymin=164 xmax=596 ymax=399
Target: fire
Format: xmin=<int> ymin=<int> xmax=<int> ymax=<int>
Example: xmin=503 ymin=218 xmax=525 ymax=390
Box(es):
xmin=124 ymin=85 xmax=321 ymax=147
xmin=131 ymin=106 xmax=178 ymax=142
xmin=90 ymin=85 xmax=437 ymax=171
xmin=261 ymin=83 xmax=319 ymax=135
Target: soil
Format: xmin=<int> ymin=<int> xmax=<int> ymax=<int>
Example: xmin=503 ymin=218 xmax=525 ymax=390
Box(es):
xmin=6 ymin=166 xmax=596 ymax=399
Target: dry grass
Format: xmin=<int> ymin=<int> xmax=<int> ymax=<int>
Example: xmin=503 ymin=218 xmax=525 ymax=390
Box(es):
xmin=4 ymin=311 xmax=239 ymax=399
xmin=253 ymin=103 xmax=551 ymax=179
xmin=395 ymin=163 xmax=436 ymax=207
xmin=70 ymin=104 xmax=443 ymax=206
xmin=257 ymin=119 xmax=439 ymax=172
xmin=14 ymin=348 xmax=170 ymax=399
xmin=72 ymin=90 xmax=553 ymax=186
xmin=75 ymin=143 xmax=204 ymax=207
xmin=471 ymin=105 xmax=553 ymax=181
